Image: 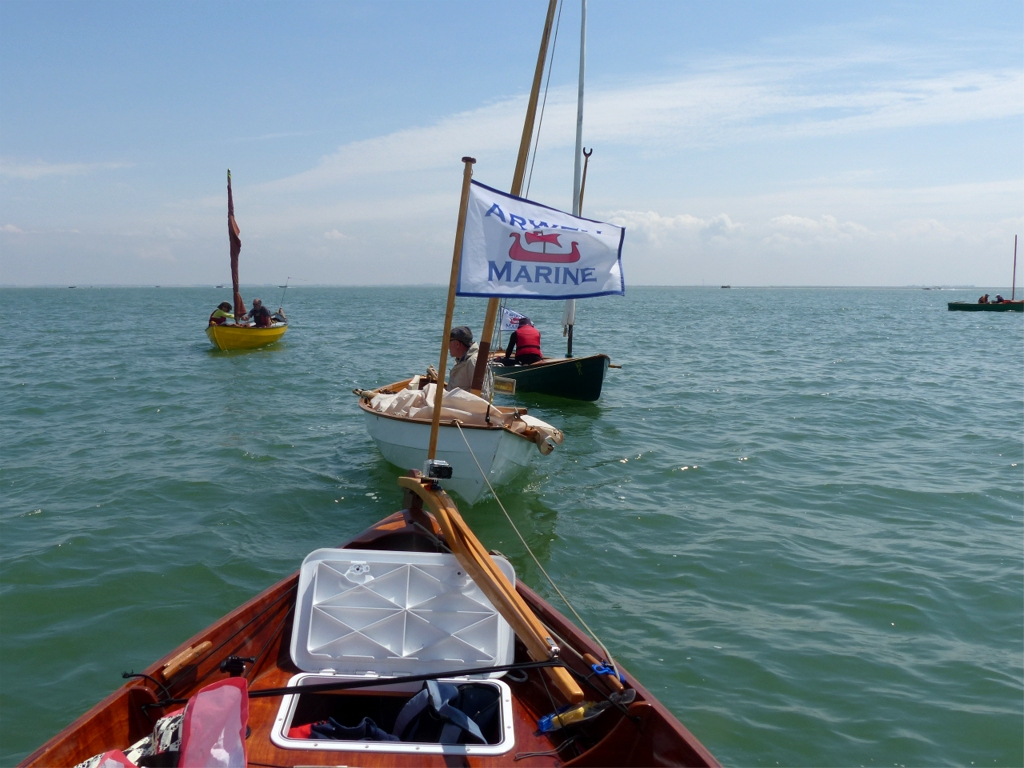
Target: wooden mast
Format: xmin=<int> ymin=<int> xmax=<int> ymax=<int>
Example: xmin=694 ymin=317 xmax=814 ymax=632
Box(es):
xmin=420 ymin=150 xmax=586 ymax=705
xmin=427 ymin=157 xmax=476 ymax=461
xmin=470 ymin=0 xmax=560 ymax=394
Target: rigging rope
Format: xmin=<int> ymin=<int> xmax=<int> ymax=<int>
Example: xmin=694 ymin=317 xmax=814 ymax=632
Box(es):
xmin=524 ymin=0 xmax=565 ymax=199
xmin=453 ymin=421 xmax=620 ymax=681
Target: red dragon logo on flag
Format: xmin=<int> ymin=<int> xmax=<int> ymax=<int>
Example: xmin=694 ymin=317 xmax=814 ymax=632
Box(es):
xmin=509 ymin=231 xmax=581 ymax=263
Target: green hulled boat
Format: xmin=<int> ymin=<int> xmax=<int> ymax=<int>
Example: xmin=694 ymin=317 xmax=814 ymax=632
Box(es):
xmin=948 ymin=301 xmax=1023 ymax=312
xmin=490 ymin=353 xmax=611 ymax=401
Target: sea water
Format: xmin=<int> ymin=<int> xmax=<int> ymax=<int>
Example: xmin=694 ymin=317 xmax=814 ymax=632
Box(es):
xmin=1 ymin=286 xmax=1021 ymax=766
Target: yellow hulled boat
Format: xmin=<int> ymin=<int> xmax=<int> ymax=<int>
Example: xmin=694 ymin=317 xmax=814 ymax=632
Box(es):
xmin=206 ymin=323 xmax=288 ymax=350
xmin=207 ymin=170 xmax=290 ymax=350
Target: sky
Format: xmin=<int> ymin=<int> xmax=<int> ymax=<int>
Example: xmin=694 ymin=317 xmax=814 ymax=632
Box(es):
xmin=1 ymin=0 xmax=1022 ymax=287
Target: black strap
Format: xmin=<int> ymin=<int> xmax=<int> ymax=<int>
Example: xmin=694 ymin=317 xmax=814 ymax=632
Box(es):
xmin=392 ymin=681 xmax=485 ymax=744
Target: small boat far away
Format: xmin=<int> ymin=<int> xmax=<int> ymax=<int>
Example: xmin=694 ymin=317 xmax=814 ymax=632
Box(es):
xmin=948 ymin=235 xmax=1023 ymax=312
xmin=947 ymin=300 xmax=1022 ymax=312
xmin=205 ymin=170 xmax=288 ymax=350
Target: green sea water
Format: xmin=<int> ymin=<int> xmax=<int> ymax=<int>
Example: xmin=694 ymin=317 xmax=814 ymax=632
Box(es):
xmin=1 ymin=286 xmax=1021 ymax=767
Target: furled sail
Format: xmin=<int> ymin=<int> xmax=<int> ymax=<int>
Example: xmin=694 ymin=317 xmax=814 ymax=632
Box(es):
xmin=227 ymin=170 xmax=246 ymax=318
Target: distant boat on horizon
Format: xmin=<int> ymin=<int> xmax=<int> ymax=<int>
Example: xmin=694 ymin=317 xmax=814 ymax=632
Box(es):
xmin=948 ymin=235 xmax=1022 ymax=312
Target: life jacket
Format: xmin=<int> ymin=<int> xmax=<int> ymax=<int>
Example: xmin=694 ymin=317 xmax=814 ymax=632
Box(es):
xmin=252 ymin=306 xmax=272 ymax=327
xmin=515 ymin=324 xmax=541 ymax=358
xmin=209 ymin=311 xmax=226 ymax=326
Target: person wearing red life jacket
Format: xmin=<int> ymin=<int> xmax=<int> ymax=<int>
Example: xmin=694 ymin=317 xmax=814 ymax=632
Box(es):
xmin=503 ymin=317 xmax=542 ymax=365
xmin=208 ymin=301 xmax=234 ymax=326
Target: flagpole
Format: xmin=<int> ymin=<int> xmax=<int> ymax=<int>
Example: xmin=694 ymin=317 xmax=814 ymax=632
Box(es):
xmin=471 ymin=0 xmax=559 ymax=394
xmin=428 ymin=157 xmax=476 ymax=461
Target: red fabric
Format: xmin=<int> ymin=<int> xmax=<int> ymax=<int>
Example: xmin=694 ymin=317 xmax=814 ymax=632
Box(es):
xmin=208 ymin=312 xmax=226 ymax=326
xmin=179 ymin=678 xmax=248 ymax=768
xmin=514 ymin=324 xmax=542 ymax=357
xmin=95 ymin=751 xmax=139 ymax=768
xmin=227 ymin=173 xmax=246 ymax=318
xmin=288 ymin=723 xmax=314 ymax=739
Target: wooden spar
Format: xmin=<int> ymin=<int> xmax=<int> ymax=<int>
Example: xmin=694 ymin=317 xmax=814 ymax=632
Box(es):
xmin=514 ymin=0 xmax=560 ymax=196
xmin=472 ymin=297 xmax=500 ymax=396
xmin=470 ymin=0 xmax=560 ymax=395
xmin=1013 ymin=235 xmax=1018 ymax=301
xmin=398 ymin=476 xmax=585 ymax=705
xmin=428 ymin=157 xmax=476 ymax=461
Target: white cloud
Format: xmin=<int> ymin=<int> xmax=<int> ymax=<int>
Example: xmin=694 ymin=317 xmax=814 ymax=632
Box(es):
xmin=0 ymin=159 xmax=133 ymax=180
xmin=324 ymin=229 xmax=346 ymax=240
xmin=260 ymin=99 xmax=528 ymax=194
xmin=764 ymin=214 xmax=870 ymax=246
xmin=583 ymin=66 xmax=1023 ymax=149
xmin=252 ymin=51 xmax=1021 ymax=200
xmin=605 ymin=211 xmax=743 ymax=247
xmin=1 ymin=224 xmax=24 ymax=233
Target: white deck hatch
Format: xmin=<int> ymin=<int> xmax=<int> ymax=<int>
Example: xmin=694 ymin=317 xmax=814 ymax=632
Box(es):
xmin=277 ymin=548 xmax=518 ymax=756
xmin=291 ymin=548 xmax=516 ymax=677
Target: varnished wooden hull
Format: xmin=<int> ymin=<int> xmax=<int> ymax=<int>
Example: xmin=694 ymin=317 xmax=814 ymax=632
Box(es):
xmin=21 ymin=509 xmax=719 ymax=768
xmin=490 ymin=354 xmax=610 ymax=401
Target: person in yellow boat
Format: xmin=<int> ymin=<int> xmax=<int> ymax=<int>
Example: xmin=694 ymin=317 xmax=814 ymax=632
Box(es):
xmin=447 ymin=326 xmax=493 ymax=400
xmin=208 ymin=302 xmax=234 ymax=326
xmin=243 ymin=298 xmax=273 ymax=328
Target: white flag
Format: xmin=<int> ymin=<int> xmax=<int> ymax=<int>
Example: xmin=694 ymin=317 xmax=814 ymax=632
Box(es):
xmin=500 ymin=306 xmax=527 ymax=332
xmin=457 ymin=181 xmax=625 ymax=299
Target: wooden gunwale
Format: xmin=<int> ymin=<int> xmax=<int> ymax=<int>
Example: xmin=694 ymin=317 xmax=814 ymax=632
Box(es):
xmin=357 ymin=378 xmax=535 ymax=437
xmin=491 ymin=353 xmax=610 ymax=372
xmin=357 ymin=399 xmax=533 ymax=436
xmin=21 ymin=510 xmax=718 ymax=768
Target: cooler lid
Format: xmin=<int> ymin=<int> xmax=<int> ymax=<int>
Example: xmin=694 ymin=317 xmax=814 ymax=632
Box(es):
xmin=290 ymin=548 xmax=516 ymax=677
